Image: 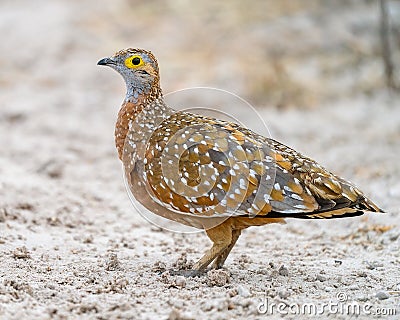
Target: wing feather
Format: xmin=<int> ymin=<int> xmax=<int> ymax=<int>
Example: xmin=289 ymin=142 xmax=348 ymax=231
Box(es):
xmin=141 ymin=112 xmax=383 ymax=219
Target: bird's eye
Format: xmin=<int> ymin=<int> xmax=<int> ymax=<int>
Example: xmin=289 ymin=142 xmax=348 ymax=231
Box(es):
xmin=124 ymin=55 xmax=144 ymax=68
xmin=132 ymin=57 xmax=141 ymax=65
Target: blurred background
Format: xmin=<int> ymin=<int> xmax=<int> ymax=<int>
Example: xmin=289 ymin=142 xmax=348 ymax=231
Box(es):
xmin=2 ymin=0 xmax=400 ymax=108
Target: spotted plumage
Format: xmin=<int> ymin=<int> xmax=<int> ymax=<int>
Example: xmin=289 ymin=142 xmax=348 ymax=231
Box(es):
xmin=98 ymin=48 xmax=383 ymax=273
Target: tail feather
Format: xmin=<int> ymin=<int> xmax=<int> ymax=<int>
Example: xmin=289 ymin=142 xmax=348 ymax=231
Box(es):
xmin=255 ymin=196 xmax=384 ymax=220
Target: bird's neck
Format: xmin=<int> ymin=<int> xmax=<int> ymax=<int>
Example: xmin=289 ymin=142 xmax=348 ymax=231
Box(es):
xmin=124 ymin=78 xmax=162 ymax=103
xmin=114 ymin=82 xmax=163 ymax=160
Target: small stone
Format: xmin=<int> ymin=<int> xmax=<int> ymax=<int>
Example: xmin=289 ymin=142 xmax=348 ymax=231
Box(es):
xmin=334 ymin=260 xmax=342 ymax=266
xmin=316 ymin=274 xmax=326 ymax=282
xmin=0 ymin=208 xmax=6 ymax=223
xmin=152 ymin=261 xmax=167 ymax=273
xmin=278 ymin=290 xmax=290 ymax=299
xmin=83 ymin=234 xmax=93 ymax=244
xmin=237 ymin=298 xmax=252 ymax=308
xmin=375 ymin=291 xmax=390 ymax=300
xmin=200 ymin=298 xmax=228 ymax=312
xmin=338 ymin=277 xmax=350 ymax=286
xmin=366 ymin=261 xmax=384 ymax=270
xmin=215 ymin=298 xmax=228 ymax=311
xmin=348 ymin=284 xmax=359 ymax=290
xmin=105 ymin=253 xmax=119 ymax=271
xmin=257 ymin=268 xmax=269 ymax=275
xmin=388 ymin=231 xmax=399 ymax=242
xmin=160 ymin=271 xmax=171 ymax=284
xmin=357 ymin=295 xmax=369 ymax=302
xmin=248 ymin=263 xmax=258 ymax=272
xmin=103 ymin=276 xmax=129 ymax=293
xmin=170 ymin=299 xmax=184 ymax=309
xmin=227 ymin=288 xmax=238 ymax=297
xmin=325 ymin=287 xmax=334 ymax=292
xmin=278 ymin=265 xmax=289 ymax=276
xmin=12 ymin=246 xmax=31 ymax=259
xmin=173 ymin=253 xmax=193 ymax=270
xmin=168 ymin=308 xmax=194 ymax=320
xmin=201 ymin=301 xmax=214 ymax=312
xmin=175 ymin=276 xmax=186 ymax=288
xmin=238 ymin=254 xmax=251 ymax=268
xmin=237 ymin=284 xmax=251 ymax=297
xmin=16 ymin=202 xmax=35 ymax=211
xmin=357 ymin=271 xmax=367 ymax=277
xmin=37 ymin=160 xmax=63 ymax=179
xmin=206 ymin=269 xmax=230 ymax=287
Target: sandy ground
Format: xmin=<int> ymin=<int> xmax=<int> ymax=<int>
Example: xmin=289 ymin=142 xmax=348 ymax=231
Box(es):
xmin=1 ymin=0 xmax=400 ymax=319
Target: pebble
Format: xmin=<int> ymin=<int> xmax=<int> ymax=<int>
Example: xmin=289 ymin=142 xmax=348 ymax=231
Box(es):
xmin=348 ymin=284 xmax=359 ymax=291
xmin=12 ymin=246 xmax=31 ymax=259
xmin=356 ymin=271 xmax=367 ymax=277
xmin=173 ymin=253 xmax=190 ymax=270
xmin=366 ymin=261 xmax=384 ymax=270
xmin=105 ymin=253 xmax=119 ymax=271
xmin=206 ymin=269 xmax=230 ymax=287
xmin=257 ymin=268 xmax=269 ymax=275
xmin=278 ymin=265 xmax=289 ymax=276
xmin=167 ymin=309 xmax=180 ymax=320
xmin=334 ymin=260 xmax=342 ymax=266
xmin=337 ymin=277 xmax=352 ymax=286
xmin=375 ymin=291 xmax=390 ymax=300
xmin=201 ymin=298 xmax=228 ymax=312
xmin=356 ymin=295 xmax=369 ymax=302
xmin=238 ymin=254 xmax=251 ymax=264
xmin=37 ymin=160 xmax=63 ymax=179
xmin=227 ymin=288 xmax=238 ymax=297
xmin=316 ymin=274 xmax=326 ymax=282
xmin=278 ymin=290 xmax=290 ymax=299
xmin=152 ymin=261 xmax=167 ymax=273
xmin=175 ymin=276 xmax=186 ymax=288
xmin=237 ymin=297 xmax=252 ymax=308
xmin=170 ymin=299 xmax=184 ymax=309
xmin=168 ymin=308 xmax=194 ymax=320
xmin=237 ymin=285 xmax=251 ymax=298
xmin=248 ymin=264 xmax=258 ymax=272
xmin=324 ymin=286 xmax=334 ymax=292
xmin=387 ymin=231 xmax=400 ymax=242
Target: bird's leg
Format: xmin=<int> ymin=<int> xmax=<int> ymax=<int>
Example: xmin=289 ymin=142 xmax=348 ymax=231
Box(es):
xmin=211 ymin=229 xmax=241 ymax=269
xmin=191 ymin=220 xmax=233 ymax=272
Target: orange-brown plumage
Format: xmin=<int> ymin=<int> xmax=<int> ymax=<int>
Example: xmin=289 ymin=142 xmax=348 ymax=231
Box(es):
xmin=98 ymin=48 xmax=384 ymax=273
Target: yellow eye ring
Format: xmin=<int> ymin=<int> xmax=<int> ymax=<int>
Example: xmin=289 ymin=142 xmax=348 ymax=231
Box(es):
xmin=125 ymin=55 xmax=144 ymax=68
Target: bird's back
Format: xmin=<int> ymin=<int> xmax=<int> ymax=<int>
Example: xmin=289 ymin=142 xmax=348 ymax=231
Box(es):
xmin=124 ymin=108 xmax=383 ymax=222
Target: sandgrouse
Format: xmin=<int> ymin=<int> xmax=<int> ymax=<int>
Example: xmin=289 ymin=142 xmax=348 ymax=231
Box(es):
xmin=98 ymin=48 xmax=383 ymax=273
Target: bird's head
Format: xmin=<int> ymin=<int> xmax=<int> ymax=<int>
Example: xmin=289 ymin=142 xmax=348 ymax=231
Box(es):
xmin=98 ymin=48 xmax=161 ymax=101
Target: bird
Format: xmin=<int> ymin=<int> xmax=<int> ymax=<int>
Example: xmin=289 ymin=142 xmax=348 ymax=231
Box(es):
xmin=98 ymin=48 xmax=383 ymax=274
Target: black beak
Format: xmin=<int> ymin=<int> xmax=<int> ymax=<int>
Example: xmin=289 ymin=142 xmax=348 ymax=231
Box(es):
xmin=97 ymin=57 xmax=116 ymax=66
